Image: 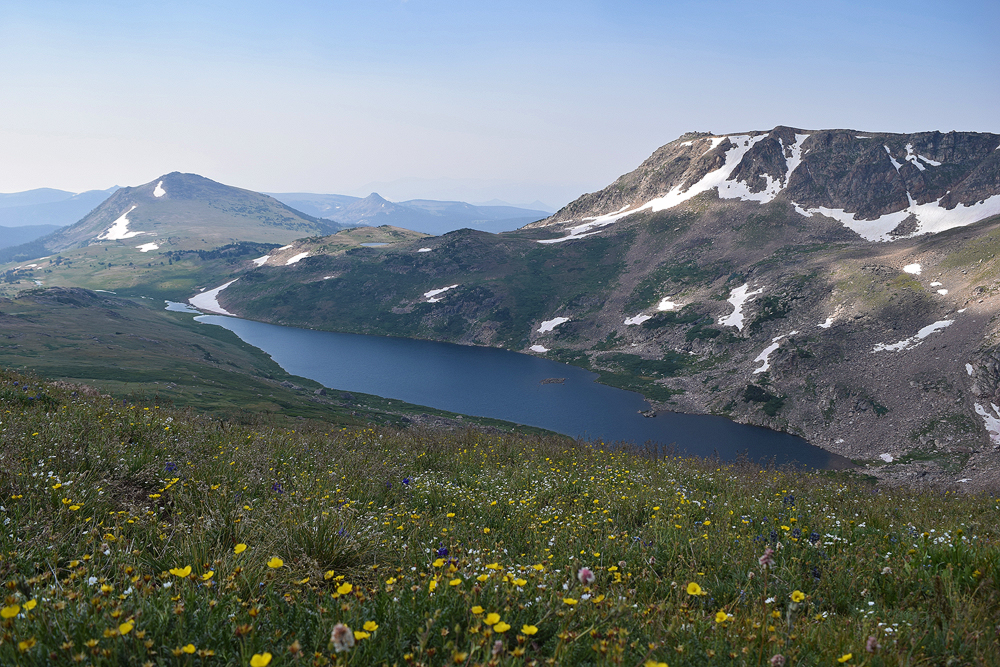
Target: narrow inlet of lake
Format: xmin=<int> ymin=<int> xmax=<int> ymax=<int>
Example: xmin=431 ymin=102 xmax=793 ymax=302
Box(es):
xmin=188 ymin=311 xmax=849 ymax=469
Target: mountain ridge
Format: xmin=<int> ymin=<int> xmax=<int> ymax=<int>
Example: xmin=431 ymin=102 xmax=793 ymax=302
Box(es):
xmin=268 ymin=191 xmax=549 ymax=235
xmin=532 ymin=126 xmax=1000 ymax=243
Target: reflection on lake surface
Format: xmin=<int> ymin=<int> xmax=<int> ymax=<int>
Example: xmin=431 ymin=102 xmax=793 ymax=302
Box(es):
xmin=182 ymin=308 xmax=848 ymax=469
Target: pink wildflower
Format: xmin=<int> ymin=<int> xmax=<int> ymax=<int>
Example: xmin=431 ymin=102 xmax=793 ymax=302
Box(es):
xmin=759 ymin=547 xmax=775 ymax=568
xmin=866 ymin=636 xmax=880 ymax=653
xmin=770 ymin=655 xmax=786 ymax=667
xmin=331 ymin=623 xmax=355 ymax=653
xmin=577 ymin=567 xmax=595 ymax=585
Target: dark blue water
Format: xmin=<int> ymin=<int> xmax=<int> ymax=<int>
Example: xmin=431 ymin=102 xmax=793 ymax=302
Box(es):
xmin=189 ymin=311 xmax=848 ymax=468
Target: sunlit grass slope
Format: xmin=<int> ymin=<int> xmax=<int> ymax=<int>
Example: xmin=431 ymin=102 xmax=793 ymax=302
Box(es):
xmin=1 ymin=370 xmax=999 ymax=666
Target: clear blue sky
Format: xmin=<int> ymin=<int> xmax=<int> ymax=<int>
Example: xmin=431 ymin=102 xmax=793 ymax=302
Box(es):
xmin=1 ymin=0 xmax=997 ymax=206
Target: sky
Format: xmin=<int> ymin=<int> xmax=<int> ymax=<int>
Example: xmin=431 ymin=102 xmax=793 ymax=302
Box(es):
xmin=1 ymin=0 xmax=997 ymax=208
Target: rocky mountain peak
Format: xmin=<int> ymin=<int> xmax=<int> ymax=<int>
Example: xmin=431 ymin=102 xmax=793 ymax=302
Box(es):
xmin=535 ymin=127 xmax=1000 ymax=244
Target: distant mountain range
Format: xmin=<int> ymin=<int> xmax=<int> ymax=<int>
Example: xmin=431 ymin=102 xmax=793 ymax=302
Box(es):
xmin=0 ymin=187 xmax=118 ymax=248
xmin=0 ymin=183 xmax=550 ymax=250
xmin=268 ymin=192 xmax=550 ymax=235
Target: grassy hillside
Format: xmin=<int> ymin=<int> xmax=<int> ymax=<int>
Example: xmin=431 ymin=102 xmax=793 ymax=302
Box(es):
xmin=0 ymin=287 xmax=544 ymax=434
xmin=1 ymin=370 xmax=998 ymax=665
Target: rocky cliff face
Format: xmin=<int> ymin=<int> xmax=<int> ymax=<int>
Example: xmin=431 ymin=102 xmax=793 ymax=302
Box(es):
xmin=216 ymin=127 xmax=1000 ymax=490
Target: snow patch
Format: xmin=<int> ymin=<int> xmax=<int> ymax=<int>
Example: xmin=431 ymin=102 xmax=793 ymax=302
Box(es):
xmin=752 ymin=331 xmax=799 ymax=374
xmin=680 ymin=141 xmax=693 ymax=147
xmin=624 ymin=314 xmax=652 ymax=326
xmin=793 ymin=192 xmax=1000 ymax=242
xmin=884 ymin=146 xmax=903 ymax=171
xmin=538 ymin=134 xmax=772 ymax=243
xmin=872 ymin=319 xmax=954 ymax=352
xmin=529 ymin=345 xmax=549 ymax=353
xmin=285 ymin=252 xmax=309 ymax=265
xmin=656 ymin=298 xmax=680 ymax=312
xmin=903 ymin=264 xmax=921 ymax=274
xmin=702 ymin=137 xmax=726 ymax=155
xmin=879 ymin=453 xmax=894 ymax=463
xmin=417 ymin=248 xmax=432 ymax=252
xmin=783 ymin=133 xmax=810 ymax=182
xmin=974 ymin=403 xmax=1000 ymax=445
xmin=930 ymin=281 xmax=942 ymax=286
xmin=153 ymin=181 xmax=166 ymax=197
xmin=188 ymin=280 xmax=238 ymax=316
xmin=278 ymin=244 xmax=293 ymax=250
xmin=537 ymin=317 xmax=570 ymax=333
xmin=99 ymin=206 xmax=144 ymax=240
xmin=937 ymin=289 xmax=948 ymax=295
xmin=718 ymin=283 xmax=763 ymax=330
xmin=818 ymin=317 xmax=834 ymax=329
xmin=904 ymin=143 xmax=940 ymax=170
xmin=966 ymin=363 xmax=975 ymax=376
xmin=424 ymin=284 xmax=459 ymax=303
xmin=136 ymin=242 xmax=159 ymax=252
xmin=252 ymin=255 xmax=270 ymax=266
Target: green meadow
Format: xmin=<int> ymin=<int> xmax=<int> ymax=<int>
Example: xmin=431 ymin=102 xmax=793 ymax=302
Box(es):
xmin=2 ymin=370 xmax=999 ymax=666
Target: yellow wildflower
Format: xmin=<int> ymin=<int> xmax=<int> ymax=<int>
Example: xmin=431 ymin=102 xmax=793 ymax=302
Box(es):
xmin=234 ymin=543 xmax=247 ymax=554
xmin=521 ymin=624 xmax=538 ymax=635
xmin=791 ymin=590 xmax=805 ymax=602
xmin=494 ymin=621 xmax=511 ymax=633
xmin=250 ymin=653 xmax=273 ymax=667
xmin=169 ymin=566 xmax=191 ymax=577
xmin=267 ymin=557 xmax=283 ymax=569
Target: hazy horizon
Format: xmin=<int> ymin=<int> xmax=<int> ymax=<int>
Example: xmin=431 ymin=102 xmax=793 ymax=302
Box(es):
xmin=2 ymin=0 xmax=997 ymax=207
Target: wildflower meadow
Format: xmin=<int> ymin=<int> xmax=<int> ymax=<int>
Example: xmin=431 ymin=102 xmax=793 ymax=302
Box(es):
xmin=1 ymin=369 xmax=999 ymax=666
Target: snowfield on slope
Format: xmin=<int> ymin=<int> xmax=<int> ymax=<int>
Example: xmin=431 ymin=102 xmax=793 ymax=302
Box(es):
xmin=99 ymin=206 xmax=145 ymax=240
xmin=537 ymin=317 xmax=570 ymax=333
xmin=718 ymin=284 xmax=763 ymax=331
xmin=189 ymin=280 xmax=239 ymax=316
xmin=424 ymin=285 xmax=459 ymax=303
xmin=872 ymin=320 xmax=954 ymax=353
